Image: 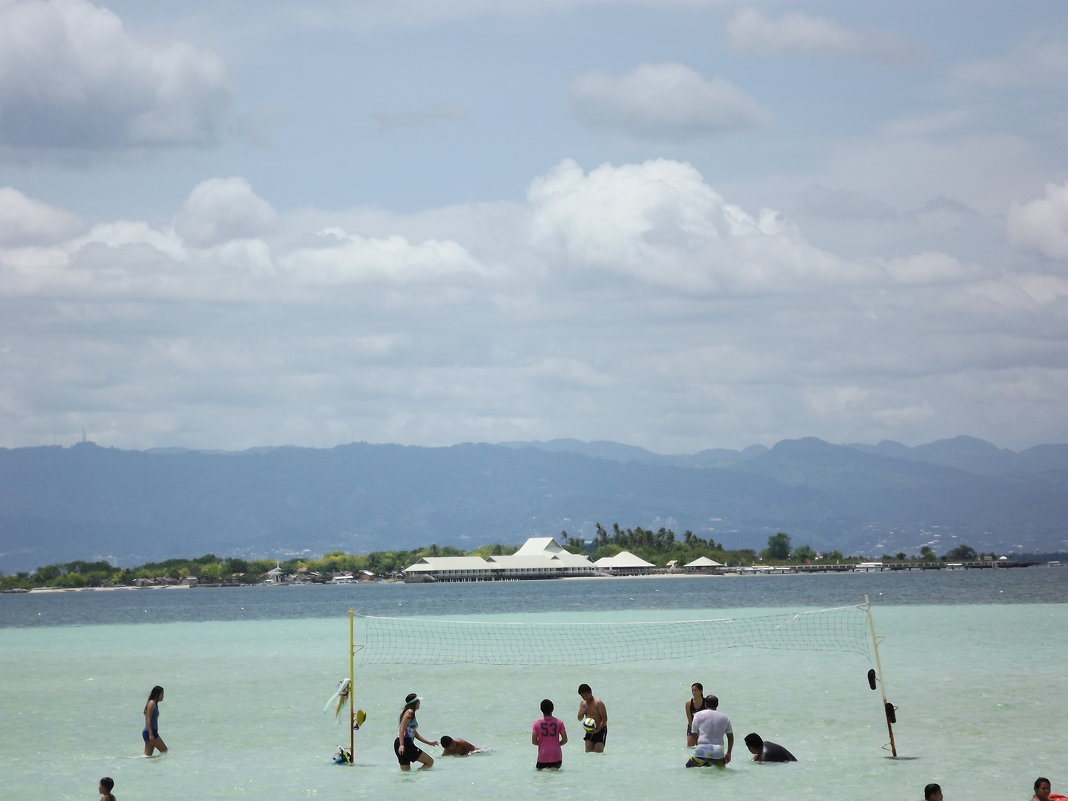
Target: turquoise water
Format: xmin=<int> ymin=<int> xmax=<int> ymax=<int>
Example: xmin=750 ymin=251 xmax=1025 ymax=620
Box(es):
xmin=1 ymin=570 xmax=1066 ymax=800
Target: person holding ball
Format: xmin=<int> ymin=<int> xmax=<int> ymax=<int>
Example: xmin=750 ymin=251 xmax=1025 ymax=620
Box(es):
xmin=576 ymin=683 xmax=607 ymax=753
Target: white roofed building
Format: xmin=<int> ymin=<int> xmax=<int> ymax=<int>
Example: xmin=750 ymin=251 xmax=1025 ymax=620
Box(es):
xmin=683 ymin=556 xmax=723 ymax=573
xmin=402 ymin=538 xmax=597 ymax=583
xmin=593 ymin=551 xmax=655 ymax=575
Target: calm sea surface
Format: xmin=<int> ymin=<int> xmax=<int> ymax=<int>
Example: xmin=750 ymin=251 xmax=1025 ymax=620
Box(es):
xmin=2 ymin=568 xmax=1065 ymax=801
xmin=2 ymin=565 xmax=1065 ymax=628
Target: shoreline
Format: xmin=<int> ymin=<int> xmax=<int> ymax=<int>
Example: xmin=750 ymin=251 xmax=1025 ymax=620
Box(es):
xmin=4 ymin=562 xmax=1052 ymax=594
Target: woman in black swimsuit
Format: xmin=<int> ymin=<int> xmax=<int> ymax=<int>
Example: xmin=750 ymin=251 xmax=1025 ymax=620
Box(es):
xmin=685 ymin=682 xmax=706 ymax=747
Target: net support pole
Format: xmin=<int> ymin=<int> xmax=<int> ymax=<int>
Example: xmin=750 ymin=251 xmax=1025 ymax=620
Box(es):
xmin=348 ymin=608 xmax=355 ymax=762
xmin=864 ymin=595 xmax=897 ymax=757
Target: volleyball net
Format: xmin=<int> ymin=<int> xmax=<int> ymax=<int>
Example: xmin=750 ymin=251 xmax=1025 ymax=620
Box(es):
xmin=353 ymin=603 xmax=873 ymax=666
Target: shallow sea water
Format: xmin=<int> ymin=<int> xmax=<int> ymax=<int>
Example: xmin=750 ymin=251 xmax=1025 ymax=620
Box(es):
xmin=1 ymin=569 xmax=1066 ymax=800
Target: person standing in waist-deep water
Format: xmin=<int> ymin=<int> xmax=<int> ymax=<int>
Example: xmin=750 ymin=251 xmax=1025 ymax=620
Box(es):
xmin=394 ymin=693 xmax=437 ymax=771
xmin=142 ymin=686 xmax=167 ymax=756
xmin=532 ymin=698 xmax=568 ymax=770
xmin=576 ymin=683 xmax=607 ymax=753
xmin=686 ymin=694 xmax=733 ymax=768
xmin=685 ymin=682 xmax=707 ymax=747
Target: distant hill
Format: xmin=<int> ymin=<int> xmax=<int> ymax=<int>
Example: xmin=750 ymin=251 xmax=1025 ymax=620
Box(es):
xmin=1 ymin=436 xmax=1066 ymax=573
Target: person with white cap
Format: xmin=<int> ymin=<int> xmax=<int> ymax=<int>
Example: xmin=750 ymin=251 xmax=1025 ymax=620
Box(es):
xmin=394 ymin=693 xmax=438 ymax=771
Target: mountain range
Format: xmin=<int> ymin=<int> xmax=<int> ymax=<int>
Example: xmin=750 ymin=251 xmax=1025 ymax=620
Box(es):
xmin=1 ymin=435 xmax=1066 ymax=573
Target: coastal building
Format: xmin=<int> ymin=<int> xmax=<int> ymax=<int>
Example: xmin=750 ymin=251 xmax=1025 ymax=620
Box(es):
xmin=264 ymin=564 xmax=287 ymax=585
xmin=593 ymin=550 xmax=655 ymax=576
xmin=402 ymin=537 xmax=597 ymax=583
xmin=683 ymin=556 xmax=723 ymax=574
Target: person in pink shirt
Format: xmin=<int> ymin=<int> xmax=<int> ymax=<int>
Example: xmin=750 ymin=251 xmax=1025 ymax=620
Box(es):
xmin=531 ymin=698 xmax=568 ymax=770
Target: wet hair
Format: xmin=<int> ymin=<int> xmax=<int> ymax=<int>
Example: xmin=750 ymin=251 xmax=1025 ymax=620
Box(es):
xmin=924 ymin=783 xmax=941 ymax=800
xmin=577 ymin=683 xmax=592 ymax=695
xmin=704 ymin=694 xmax=719 ymax=710
xmin=100 ymin=777 xmax=114 ymax=792
xmin=1036 ymin=778 xmax=1051 ymax=792
xmin=143 ymin=685 xmax=164 ymax=713
xmin=540 ymin=698 xmax=554 ymax=715
xmin=440 ymin=736 xmax=454 ymax=747
xmin=691 ymin=682 xmax=703 ymax=692
xmin=744 ymin=733 xmax=763 ymax=750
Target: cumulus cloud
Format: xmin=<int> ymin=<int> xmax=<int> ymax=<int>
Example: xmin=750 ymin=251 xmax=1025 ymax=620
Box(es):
xmin=1007 ymin=183 xmax=1068 ymax=261
xmin=0 ymin=187 xmax=84 ymax=245
xmin=569 ymin=63 xmax=771 ymax=140
xmin=0 ymin=0 xmax=232 ymax=159
xmin=175 ymin=178 xmax=279 ymax=248
xmin=726 ymin=8 xmax=917 ymax=59
xmin=526 ymin=159 xmax=860 ymax=292
xmin=1 ymin=159 xmax=1066 ymax=453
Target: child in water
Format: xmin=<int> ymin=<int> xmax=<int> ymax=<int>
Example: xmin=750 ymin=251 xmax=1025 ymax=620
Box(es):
xmin=99 ymin=777 xmax=116 ymax=801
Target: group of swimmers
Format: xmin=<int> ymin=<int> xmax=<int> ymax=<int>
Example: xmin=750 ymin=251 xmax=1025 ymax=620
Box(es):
xmin=390 ymin=682 xmax=608 ymax=771
xmin=389 ymin=679 xmax=793 ymax=772
xmin=683 ymin=681 xmax=796 ymax=768
xmin=118 ymin=679 xmax=1062 ymax=799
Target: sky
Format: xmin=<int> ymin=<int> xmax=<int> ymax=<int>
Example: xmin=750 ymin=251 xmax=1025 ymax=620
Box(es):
xmin=1 ymin=0 xmax=1066 ymax=455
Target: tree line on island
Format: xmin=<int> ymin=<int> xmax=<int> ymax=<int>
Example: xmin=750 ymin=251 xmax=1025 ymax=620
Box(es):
xmin=0 ymin=524 xmax=1002 ymax=591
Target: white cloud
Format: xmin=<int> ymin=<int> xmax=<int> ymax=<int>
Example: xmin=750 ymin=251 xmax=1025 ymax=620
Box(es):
xmin=1 ymin=158 xmax=1066 ymax=453
xmin=0 ymin=0 xmax=232 ymax=159
xmin=1007 ymin=183 xmax=1068 ymax=261
xmin=175 ymin=178 xmax=279 ymax=248
xmin=0 ymin=187 xmax=84 ymax=245
xmin=569 ymin=63 xmax=771 ymax=140
xmin=280 ymin=229 xmax=486 ymax=287
xmin=726 ymin=8 xmax=917 ymax=59
xmin=527 ymin=159 xmax=858 ymax=293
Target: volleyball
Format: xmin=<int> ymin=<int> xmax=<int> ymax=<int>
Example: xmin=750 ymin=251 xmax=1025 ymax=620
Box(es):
xmin=582 ymin=717 xmax=596 ymax=732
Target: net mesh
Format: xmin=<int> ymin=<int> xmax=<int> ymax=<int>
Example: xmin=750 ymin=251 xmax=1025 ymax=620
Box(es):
xmin=355 ymin=604 xmax=872 ymax=666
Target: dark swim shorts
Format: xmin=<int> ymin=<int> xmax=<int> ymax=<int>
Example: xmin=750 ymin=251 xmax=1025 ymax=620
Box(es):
xmin=583 ymin=726 xmax=607 ymax=745
xmin=142 ymin=729 xmax=159 ymax=742
xmin=394 ymin=736 xmax=423 ymax=765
